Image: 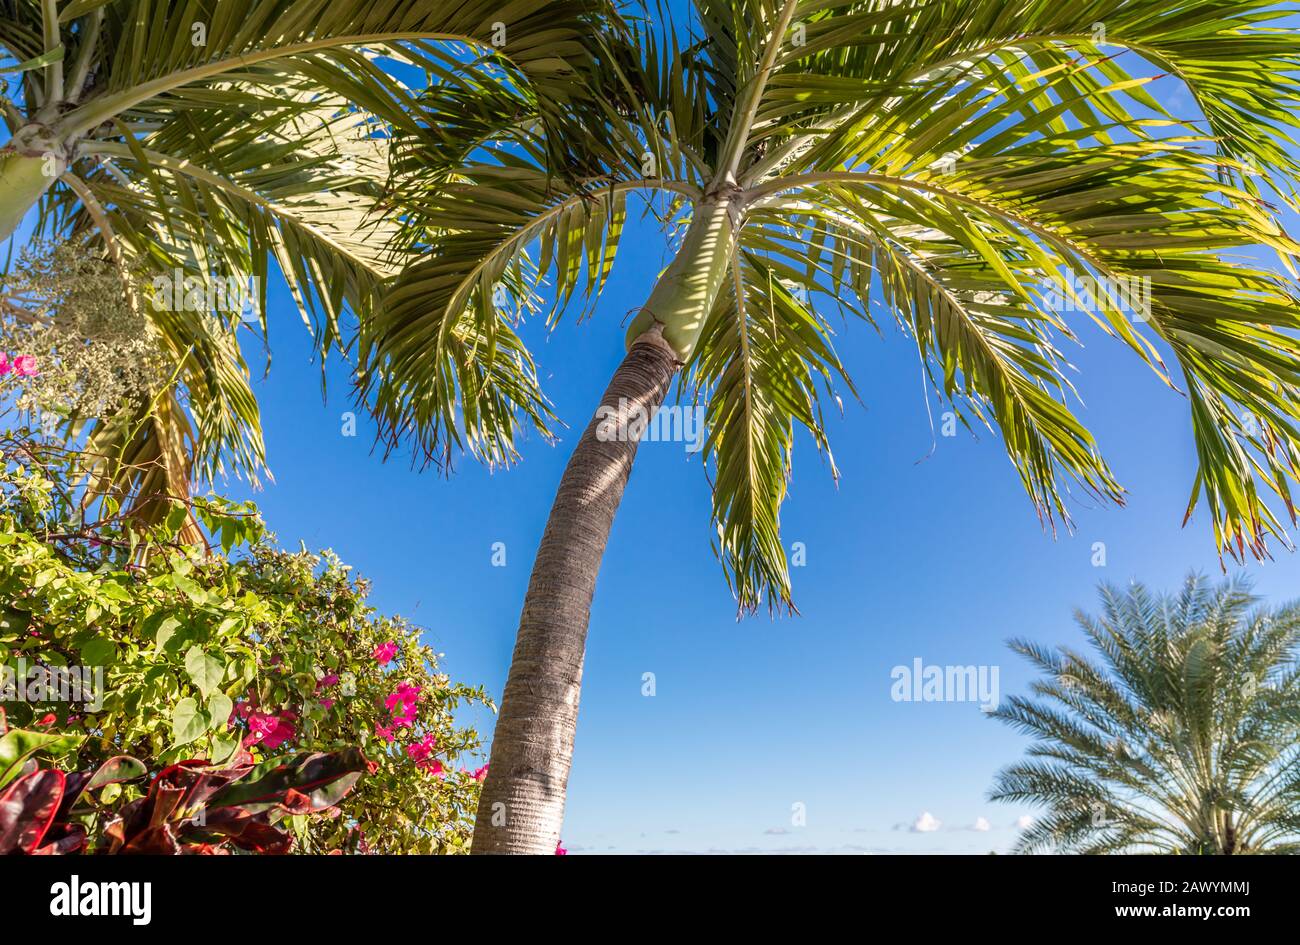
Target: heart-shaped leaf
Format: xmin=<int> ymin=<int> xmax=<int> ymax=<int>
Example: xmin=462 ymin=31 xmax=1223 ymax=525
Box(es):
xmin=207 ymin=693 xmax=233 ymax=732
xmin=185 ymin=647 xmax=225 ymax=699
xmin=170 ymin=698 xmax=208 ymax=746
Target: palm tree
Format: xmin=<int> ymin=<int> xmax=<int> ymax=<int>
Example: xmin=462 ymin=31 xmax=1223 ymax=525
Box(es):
xmin=364 ymin=0 xmax=1300 ymax=853
xmin=0 ymin=0 xmax=604 ymax=528
xmin=990 ymin=575 xmax=1300 ymax=854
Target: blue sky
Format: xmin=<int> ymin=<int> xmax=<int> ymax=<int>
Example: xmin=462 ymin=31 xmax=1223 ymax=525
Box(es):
xmin=7 ymin=4 xmax=1300 ymax=855
xmin=217 ymin=193 xmax=1300 ymax=853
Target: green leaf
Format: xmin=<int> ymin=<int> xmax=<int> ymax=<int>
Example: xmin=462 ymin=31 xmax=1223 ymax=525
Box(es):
xmin=80 ymin=637 xmax=117 ymax=668
xmin=209 ymin=732 xmax=240 ymax=766
xmin=171 ymin=573 xmax=208 ymax=605
xmin=184 ymin=646 xmax=225 ymax=699
xmin=0 ymin=46 xmax=64 ymax=75
xmin=0 ymin=728 xmax=85 ymax=789
xmin=85 ymin=756 xmax=148 ymax=792
xmin=170 ymin=698 xmax=208 ymax=746
xmin=153 ymin=615 xmax=182 ymax=651
xmin=206 ymin=692 xmax=233 ymax=732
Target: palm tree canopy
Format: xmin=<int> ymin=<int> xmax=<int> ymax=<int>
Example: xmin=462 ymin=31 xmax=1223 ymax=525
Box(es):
xmin=365 ymin=0 xmax=1300 ymax=613
xmin=990 ymin=574 xmax=1300 ymax=855
xmin=0 ymin=0 xmax=609 ymax=525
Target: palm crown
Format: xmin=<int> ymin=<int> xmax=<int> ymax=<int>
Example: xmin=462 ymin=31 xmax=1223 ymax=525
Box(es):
xmin=991 ymin=575 xmax=1300 ymax=855
xmin=0 ymin=0 xmax=604 ymax=527
xmin=367 ymin=0 xmax=1300 ymax=613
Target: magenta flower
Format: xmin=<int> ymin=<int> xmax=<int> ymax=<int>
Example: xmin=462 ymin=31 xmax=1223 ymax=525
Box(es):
xmin=319 ymin=698 xmax=334 ymax=709
xmin=384 ymin=681 xmax=421 ymax=726
xmin=471 ymin=764 xmax=489 ymax=782
xmin=372 ymin=641 xmax=398 ymax=666
xmin=316 ymin=673 xmax=339 ymax=690
xmin=12 ymin=354 xmax=37 ymax=377
xmin=555 ymin=840 xmax=567 ymax=856
xmin=375 ymin=722 xmax=395 ymax=743
xmin=0 ymin=353 xmax=9 ymax=375
xmin=406 ymin=733 xmax=437 ymax=763
xmin=244 ymin=710 xmax=297 ymax=749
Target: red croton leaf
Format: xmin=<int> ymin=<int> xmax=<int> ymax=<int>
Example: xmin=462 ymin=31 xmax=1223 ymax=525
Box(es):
xmin=33 ymin=823 xmax=87 ymax=855
xmin=0 ymin=769 xmax=66 ymax=854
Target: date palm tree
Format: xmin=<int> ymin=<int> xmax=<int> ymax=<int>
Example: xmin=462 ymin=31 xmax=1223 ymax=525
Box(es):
xmin=991 ymin=575 xmax=1300 ymax=854
xmin=0 ymin=0 xmax=605 ymax=529
xmin=365 ymin=0 xmax=1300 ymax=853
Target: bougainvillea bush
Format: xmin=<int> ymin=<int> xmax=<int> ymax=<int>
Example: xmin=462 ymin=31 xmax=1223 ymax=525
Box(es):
xmin=0 ymin=435 xmax=492 ymax=853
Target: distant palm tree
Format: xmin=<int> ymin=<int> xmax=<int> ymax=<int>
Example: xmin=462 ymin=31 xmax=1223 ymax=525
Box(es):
xmin=991 ymin=575 xmax=1300 ymax=854
xmin=366 ymin=0 xmax=1300 ymax=853
xmin=0 ymin=0 xmax=603 ymax=529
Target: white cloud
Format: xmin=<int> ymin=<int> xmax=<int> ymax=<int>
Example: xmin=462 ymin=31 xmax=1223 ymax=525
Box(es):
xmin=911 ymin=811 xmax=942 ymax=833
xmin=1015 ymin=815 xmax=1035 ymax=831
xmin=973 ymin=817 xmax=991 ymax=832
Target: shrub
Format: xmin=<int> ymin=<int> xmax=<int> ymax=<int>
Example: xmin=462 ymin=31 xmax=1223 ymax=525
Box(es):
xmin=0 ymin=717 xmax=368 ymax=855
xmin=0 ymin=436 xmax=492 ymax=853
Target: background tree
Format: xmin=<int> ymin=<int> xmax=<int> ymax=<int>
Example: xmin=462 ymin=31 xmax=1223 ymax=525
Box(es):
xmin=0 ymin=0 xmax=606 ymax=537
xmin=367 ymin=0 xmax=1300 ymax=853
xmin=990 ymin=575 xmax=1300 ymax=854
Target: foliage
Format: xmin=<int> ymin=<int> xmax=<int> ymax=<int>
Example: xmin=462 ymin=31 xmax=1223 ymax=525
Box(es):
xmin=990 ymin=574 xmax=1300 ymax=854
xmin=0 ymin=437 xmax=492 ymax=853
xmin=0 ymin=720 xmax=367 ymax=855
xmin=0 ymin=0 xmax=614 ymax=524
xmin=366 ymin=0 xmax=1300 ymax=613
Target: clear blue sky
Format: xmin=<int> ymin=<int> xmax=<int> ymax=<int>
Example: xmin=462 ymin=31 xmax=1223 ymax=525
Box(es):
xmin=224 ymin=205 xmax=1300 ymax=855
xmin=10 ymin=5 xmax=1300 ymax=855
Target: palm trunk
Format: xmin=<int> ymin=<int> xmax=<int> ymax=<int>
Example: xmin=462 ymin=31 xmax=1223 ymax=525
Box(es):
xmin=470 ymin=325 xmax=680 ymax=854
xmin=470 ymin=191 xmax=737 ymax=854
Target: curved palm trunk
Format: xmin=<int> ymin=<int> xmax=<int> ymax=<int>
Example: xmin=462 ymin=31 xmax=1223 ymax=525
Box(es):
xmin=471 ymin=326 xmax=680 ymax=854
xmin=471 ymin=192 xmax=736 ymax=854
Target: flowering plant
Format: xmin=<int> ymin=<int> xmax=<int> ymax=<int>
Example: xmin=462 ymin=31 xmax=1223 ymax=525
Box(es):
xmin=0 ymin=437 xmax=492 ymax=853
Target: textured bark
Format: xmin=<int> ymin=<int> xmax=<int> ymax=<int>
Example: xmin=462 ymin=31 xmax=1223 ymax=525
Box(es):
xmin=471 ymin=326 xmax=679 ymax=854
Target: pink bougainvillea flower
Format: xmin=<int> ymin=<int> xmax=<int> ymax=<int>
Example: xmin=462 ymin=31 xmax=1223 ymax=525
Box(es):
xmin=372 ymin=641 xmax=399 ymax=666
xmin=244 ymin=711 xmax=277 ymax=744
xmin=406 ymin=733 xmax=437 ymax=763
xmin=12 ymin=354 xmax=37 ymax=377
xmin=418 ymin=759 xmax=445 ymax=778
xmin=0 ymin=353 xmax=9 ymax=374
xmin=35 ymin=713 xmax=57 ymax=727
xmin=244 ymin=710 xmax=297 ymax=750
xmin=555 ymin=841 xmax=567 ymax=856
xmin=383 ymin=682 xmax=420 ymax=712
xmin=375 ymin=723 xmax=395 ymax=743
xmin=316 ymin=673 xmax=339 ymax=690
xmin=319 ymin=698 xmax=334 ymax=709
xmin=384 ymin=681 xmax=421 ymax=726
xmin=471 ymin=764 xmax=489 ymax=782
